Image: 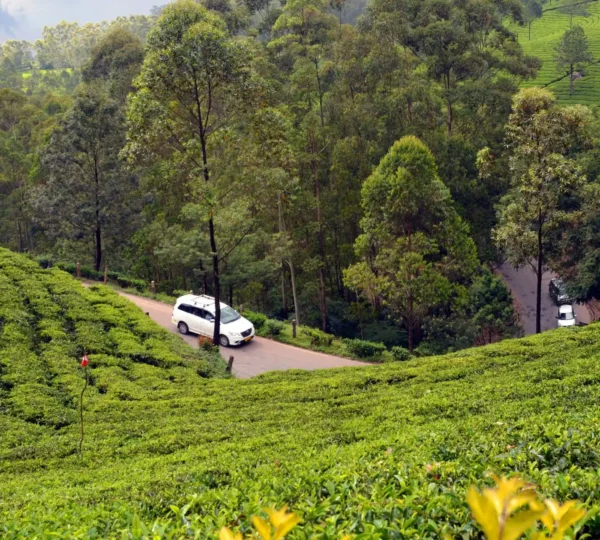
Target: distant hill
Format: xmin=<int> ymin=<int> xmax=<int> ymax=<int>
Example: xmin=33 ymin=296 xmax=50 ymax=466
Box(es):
xmin=510 ymin=0 xmax=600 ymax=107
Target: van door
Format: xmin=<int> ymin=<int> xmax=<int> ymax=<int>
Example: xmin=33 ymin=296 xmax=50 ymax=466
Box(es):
xmin=193 ymin=307 xmax=214 ymax=337
xmin=175 ymin=304 xmax=198 ymax=332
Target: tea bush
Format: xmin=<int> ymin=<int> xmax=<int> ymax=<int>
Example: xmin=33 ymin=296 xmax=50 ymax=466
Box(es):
xmin=302 ymin=327 xmax=334 ymax=347
xmin=344 ymin=338 xmax=387 ymax=359
xmin=243 ymin=310 xmax=267 ymax=330
xmin=115 ymin=274 xmax=147 ymax=292
xmin=391 ymin=345 xmax=411 ymax=361
xmin=4 ymin=249 xmax=600 ymax=537
xmin=265 ymin=319 xmax=284 ymax=336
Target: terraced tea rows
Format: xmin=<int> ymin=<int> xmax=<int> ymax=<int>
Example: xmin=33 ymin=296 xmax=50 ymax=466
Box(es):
xmin=510 ymin=0 xmax=600 ymax=106
xmin=3 ymin=249 xmax=600 ymax=537
xmin=0 ymin=248 xmax=226 ymax=432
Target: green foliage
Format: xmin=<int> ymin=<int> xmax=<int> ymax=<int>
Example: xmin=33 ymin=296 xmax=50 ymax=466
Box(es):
xmin=6 ymin=250 xmax=600 ymax=536
xmin=345 ymin=136 xmax=478 ymax=351
xmin=390 ymin=345 xmax=411 ymax=362
xmin=556 ymin=25 xmax=594 ymax=96
xmin=365 ymin=0 xmax=539 ymax=136
xmin=243 ymin=310 xmax=267 ymax=329
xmin=51 ymin=261 xmax=147 ymax=292
xmin=82 ymin=26 xmax=144 ymax=103
xmin=344 ymin=338 xmax=386 ymax=359
xmin=115 ymin=274 xmax=146 ymax=292
xmin=0 ymin=248 xmax=227 ymax=428
xmin=470 ymin=270 xmax=522 ymax=344
xmin=302 ymin=327 xmax=334 ymax=347
xmin=0 ymin=0 xmax=536 ymax=354
xmin=33 ymin=83 xmax=141 ymax=271
xmin=265 ymin=319 xmax=284 ymax=336
xmin=509 ymin=2 xmax=600 ymax=105
xmin=56 ymin=262 xmax=103 ymax=281
xmin=491 ymin=88 xmax=592 ymax=333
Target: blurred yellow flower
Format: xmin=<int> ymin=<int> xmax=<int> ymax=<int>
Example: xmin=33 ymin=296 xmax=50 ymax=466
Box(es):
xmin=467 ymin=475 xmax=543 ymax=540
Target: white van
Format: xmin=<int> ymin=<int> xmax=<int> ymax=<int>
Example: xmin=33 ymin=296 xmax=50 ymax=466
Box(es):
xmin=557 ymin=305 xmax=576 ymax=328
xmin=172 ymin=294 xmax=255 ymax=347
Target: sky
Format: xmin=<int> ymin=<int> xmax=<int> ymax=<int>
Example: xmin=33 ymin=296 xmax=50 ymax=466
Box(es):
xmin=0 ymin=0 xmax=161 ymax=41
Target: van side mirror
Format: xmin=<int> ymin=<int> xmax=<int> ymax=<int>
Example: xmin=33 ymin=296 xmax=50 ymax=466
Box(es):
xmin=210 ymin=318 xmax=215 ymax=323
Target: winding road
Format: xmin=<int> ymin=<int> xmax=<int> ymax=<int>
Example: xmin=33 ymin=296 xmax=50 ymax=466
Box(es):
xmin=118 ymin=292 xmax=369 ymax=378
xmin=497 ymin=264 xmax=591 ymax=335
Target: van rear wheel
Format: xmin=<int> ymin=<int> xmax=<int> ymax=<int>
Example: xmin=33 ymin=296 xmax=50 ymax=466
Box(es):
xmin=178 ymin=322 xmax=189 ymax=335
xmin=219 ymin=335 xmax=230 ymax=347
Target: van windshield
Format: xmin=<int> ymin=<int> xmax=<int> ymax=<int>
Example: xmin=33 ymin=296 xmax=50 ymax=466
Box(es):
xmin=221 ymin=306 xmax=241 ymax=324
xmin=559 ymin=311 xmax=574 ymax=320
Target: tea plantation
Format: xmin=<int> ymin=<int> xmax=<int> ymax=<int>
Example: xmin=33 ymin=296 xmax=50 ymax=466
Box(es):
xmin=3 ymin=249 xmax=600 ymax=537
xmin=511 ymin=0 xmax=600 ymax=106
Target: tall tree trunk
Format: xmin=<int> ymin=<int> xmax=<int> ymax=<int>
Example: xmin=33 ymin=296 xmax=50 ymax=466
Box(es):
xmin=287 ymin=259 xmax=300 ymax=326
xmin=229 ymin=283 xmax=233 ymax=307
xmin=194 ymin=86 xmax=221 ymax=346
xmin=95 ymin=223 xmax=102 ymax=272
xmin=93 ymin=155 xmax=102 ymax=272
xmin=570 ymin=64 xmax=574 ymax=96
xmin=281 ymin=264 xmax=287 ymax=312
xmin=445 ymin=72 xmax=453 ymax=135
xmin=332 ymin=220 xmax=344 ymax=296
xmin=209 ymin=217 xmax=221 ymax=344
xmin=311 ymin=133 xmax=327 ymax=332
xmin=407 ymin=293 xmax=414 ymax=352
xmin=536 ymin=219 xmax=543 ymax=334
xmin=17 ymin=220 xmax=23 ymax=252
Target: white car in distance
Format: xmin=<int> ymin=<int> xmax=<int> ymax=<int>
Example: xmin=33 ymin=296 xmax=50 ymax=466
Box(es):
xmin=172 ymin=294 xmax=255 ymax=347
xmin=557 ymin=304 xmax=576 ymax=328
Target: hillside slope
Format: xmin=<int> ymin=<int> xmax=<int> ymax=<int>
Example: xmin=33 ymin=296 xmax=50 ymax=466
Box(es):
xmin=511 ymin=0 xmax=600 ymax=106
xmin=0 ymin=247 xmax=226 ymax=426
xmin=2 ymin=249 xmax=600 ymax=537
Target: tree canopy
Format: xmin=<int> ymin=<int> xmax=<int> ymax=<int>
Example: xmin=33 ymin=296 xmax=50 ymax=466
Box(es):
xmin=2 ymin=0 xmax=595 ymax=354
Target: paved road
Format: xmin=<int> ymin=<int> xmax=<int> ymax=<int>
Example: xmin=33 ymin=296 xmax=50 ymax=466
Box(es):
xmin=118 ymin=292 xmax=369 ymax=378
xmin=497 ymin=264 xmax=591 ymax=335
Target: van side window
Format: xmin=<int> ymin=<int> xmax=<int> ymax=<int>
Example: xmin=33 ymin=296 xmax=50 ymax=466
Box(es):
xmin=193 ymin=308 xmax=213 ymax=320
xmin=178 ymin=304 xmax=193 ymax=313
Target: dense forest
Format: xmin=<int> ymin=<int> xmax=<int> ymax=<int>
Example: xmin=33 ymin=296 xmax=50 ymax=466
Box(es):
xmin=1 ymin=0 xmax=599 ymax=353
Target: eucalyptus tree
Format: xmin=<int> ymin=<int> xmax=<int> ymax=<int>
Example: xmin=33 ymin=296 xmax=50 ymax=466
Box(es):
xmin=345 ymin=136 xmax=477 ymax=351
xmin=34 ymin=84 xmax=139 ymax=270
xmin=124 ymin=0 xmax=260 ymax=345
xmin=490 ymin=88 xmax=592 ymax=333
xmin=556 ymin=25 xmax=594 ymax=96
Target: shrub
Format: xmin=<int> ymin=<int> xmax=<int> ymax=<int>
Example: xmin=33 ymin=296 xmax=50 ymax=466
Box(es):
xmin=345 ymin=338 xmax=386 ymax=359
xmin=79 ymin=266 xmax=104 ymax=281
xmin=35 ymin=255 xmax=54 ymax=269
xmin=116 ymin=275 xmax=147 ymax=292
xmin=56 ymin=262 xmax=77 ymax=275
xmin=265 ymin=319 xmax=284 ymax=336
xmin=391 ymin=346 xmax=411 ymax=361
xmin=302 ymin=327 xmax=334 ymax=347
xmin=173 ymin=289 xmax=190 ymax=298
xmin=244 ymin=310 xmax=267 ymax=330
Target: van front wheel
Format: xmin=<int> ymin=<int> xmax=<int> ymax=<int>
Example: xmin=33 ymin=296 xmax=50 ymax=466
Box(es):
xmin=219 ymin=335 xmax=230 ymax=347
